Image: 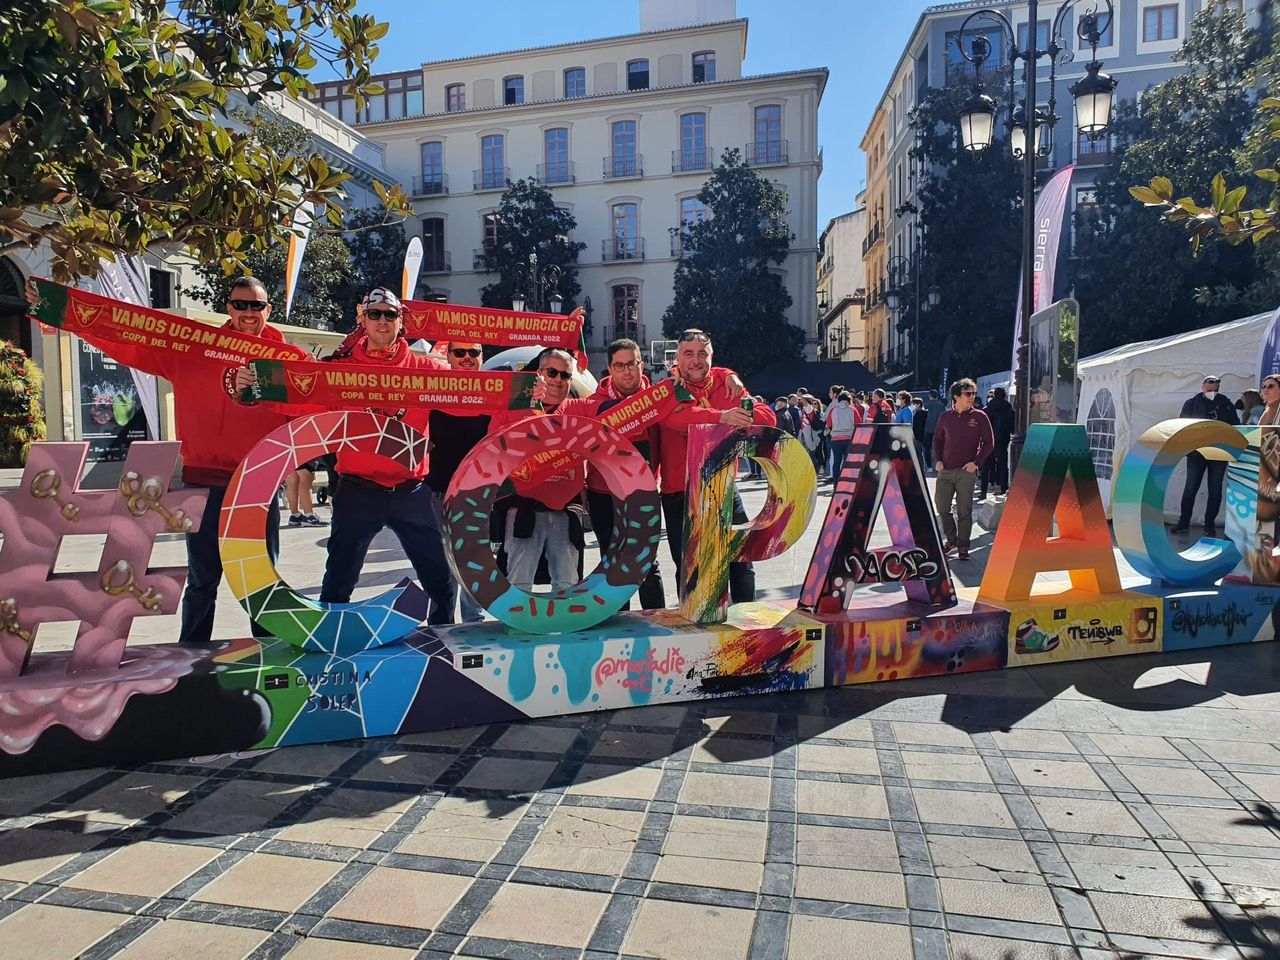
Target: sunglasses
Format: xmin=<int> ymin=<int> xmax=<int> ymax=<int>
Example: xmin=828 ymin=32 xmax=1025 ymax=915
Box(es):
xmin=541 ymin=368 xmax=572 ymax=381
xmin=450 ymin=348 xmax=482 ymax=358
xmin=366 ymin=309 xmax=400 ymax=321
xmin=678 ymin=330 xmax=711 ymax=343
xmin=960 ymin=390 xmax=977 ymax=396
xmin=229 ymin=299 xmax=269 ymax=312
xmin=610 ymin=360 xmax=640 ymax=370
xmin=1264 ymin=382 xmax=1280 ymax=390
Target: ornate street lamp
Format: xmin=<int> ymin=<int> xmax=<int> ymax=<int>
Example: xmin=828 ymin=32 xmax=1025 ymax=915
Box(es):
xmin=953 ymin=0 xmax=1115 ymax=473
xmin=511 ymin=251 xmax=564 ymax=313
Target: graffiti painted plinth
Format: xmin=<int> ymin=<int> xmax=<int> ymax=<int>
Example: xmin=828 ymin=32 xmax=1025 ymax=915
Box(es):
xmin=815 ymin=594 xmax=1010 ymax=686
xmin=963 ymin=587 xmax=1163 ymax=668
xmin=1137 ymin=581 xmax=1280 ymax=652
xmin=436 ymin=602 xmax=824 ymax=715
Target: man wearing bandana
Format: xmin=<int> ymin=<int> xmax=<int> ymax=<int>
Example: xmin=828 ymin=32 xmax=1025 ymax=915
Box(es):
xmin=236 ymin=287 xmax=457 ymax=623
xmin=1172 ymin=374 xmax=1239 ymax=537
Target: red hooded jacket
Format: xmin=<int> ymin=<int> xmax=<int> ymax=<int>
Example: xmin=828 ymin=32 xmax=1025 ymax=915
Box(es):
xmin=488 ymin=402 xmax=586 ymax=511
xmin=657 ymin=367 xmax=777 ymax=495
xmin=97 ymin=320 xmax=299 ymax=486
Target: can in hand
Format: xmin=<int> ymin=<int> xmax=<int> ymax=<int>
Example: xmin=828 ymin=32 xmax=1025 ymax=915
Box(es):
xmin=740 ymin=396 xmax=754 ymax=414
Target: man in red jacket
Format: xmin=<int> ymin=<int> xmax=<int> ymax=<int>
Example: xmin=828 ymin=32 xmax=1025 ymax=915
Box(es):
xmin=555 ymin=338 xmax=665 ymax=609
xmin=54 ymin=276 xmax=301 ymax=646
xmin=658 ymin=329 xmax=776 ymax=603
xmin=318 ymin=289 xmax=455 ymax=621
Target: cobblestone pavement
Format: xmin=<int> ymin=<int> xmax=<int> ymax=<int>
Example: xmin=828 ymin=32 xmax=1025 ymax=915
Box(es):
xmin=3 ymin=481 xmax=1280 ymax=959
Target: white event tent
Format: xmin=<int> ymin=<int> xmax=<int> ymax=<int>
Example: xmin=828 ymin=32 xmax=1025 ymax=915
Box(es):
xmin=1076 ymin=310 xmax=1273 ymax=514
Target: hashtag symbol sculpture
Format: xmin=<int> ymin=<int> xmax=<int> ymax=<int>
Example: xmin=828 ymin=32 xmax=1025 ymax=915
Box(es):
xmin=0 ymin=442 xmax=207 ymax=678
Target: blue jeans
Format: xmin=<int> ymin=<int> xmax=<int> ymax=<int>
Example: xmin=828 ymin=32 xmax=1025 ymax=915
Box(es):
xmin=505 ymin=510 xmax=580 ymax=593
xmin=320 ymin=479 xmax=454 ymax=626
xmin=828 ymin=439 xmax=851 ymax=477
xmin=180 ymin=483 xmax=279 ymax=645
xmin=431 ymin=491 xmax=483 ymax=623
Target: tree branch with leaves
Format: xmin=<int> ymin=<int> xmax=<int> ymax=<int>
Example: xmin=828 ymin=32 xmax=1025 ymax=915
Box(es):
xmin=0 ymin=0 xmax=410 ymax=281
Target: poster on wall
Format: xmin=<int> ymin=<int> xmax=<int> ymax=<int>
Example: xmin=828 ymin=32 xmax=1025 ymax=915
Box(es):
xmin=76 ymin=339 xmax=147 ymax=462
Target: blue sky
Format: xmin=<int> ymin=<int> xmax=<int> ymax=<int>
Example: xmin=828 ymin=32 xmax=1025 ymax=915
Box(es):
xmin=318 ymin=1 xmax=928 ymax=231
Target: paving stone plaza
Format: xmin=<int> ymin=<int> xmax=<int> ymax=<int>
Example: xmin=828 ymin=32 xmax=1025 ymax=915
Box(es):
xmin=2 ymin=480 xmax=1280 ymax=960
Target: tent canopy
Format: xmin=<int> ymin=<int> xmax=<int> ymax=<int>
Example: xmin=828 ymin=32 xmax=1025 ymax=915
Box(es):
xmin=1076 ymin=310 xmax=1272 ymax=513
xmin=746 ymin=360 xmax=890 ymax=401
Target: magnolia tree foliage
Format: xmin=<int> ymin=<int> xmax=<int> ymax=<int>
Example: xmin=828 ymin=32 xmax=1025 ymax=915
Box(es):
xmin=479 ymin=178 xmax=585 ymax=314
xmin=661 ymin=149 xmax=800 ymax=378
xmin=1126 ymin=7 xmax=1279 ymax=299
xmin=0 ymin=0 xmax=409 ymax=281
xmin=1072 ymin=5 xmax=1270 ymax=351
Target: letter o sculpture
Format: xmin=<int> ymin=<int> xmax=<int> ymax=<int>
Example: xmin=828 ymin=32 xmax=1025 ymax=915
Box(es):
xmin=443 ymin=414 xmax=662 ymax=634
xmin=219 ymin=411 xmax=431 ymax=654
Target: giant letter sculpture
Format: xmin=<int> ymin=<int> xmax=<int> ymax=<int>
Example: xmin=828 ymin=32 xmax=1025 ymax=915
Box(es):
xmin=800 ymin=423 xmax=955 ymax=612
xmin=219 ymin=411 xmax=430 ymax=655
xmin=444 ymin=414 xmax=661 ymax=634
xmin=980 ymin=423 xmax=1121 ymax=603
xmin=680 ymin=425 xmax=816 ymax=624
xmin=1112 ymin=419 xmax=1246 ymax=586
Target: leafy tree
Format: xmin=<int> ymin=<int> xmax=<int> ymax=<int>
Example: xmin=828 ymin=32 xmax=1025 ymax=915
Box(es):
xmin=336 ymin=207 xmax=408 ymax=331
xmin=905 ymin=84 xmax=1022 ymax=384
xmin=0 ymin=0 xmax=408 ymax=281
xmin=480 ymin=178 xmax=585 ymax=314
xmin=1130 ymin=7 xmax=1280 ymax=305
xmin=661 ymin=149 xmax=800 ymax=377
xmin=1077 ymin=6 xmax=1269 ymax=353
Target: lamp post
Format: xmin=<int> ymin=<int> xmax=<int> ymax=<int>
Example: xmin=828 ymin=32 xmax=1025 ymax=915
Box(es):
xmin=885 ymin=255 xmax=940 ymax=387
xmin=954 ymin=0 xmax=1116 ymax=472
xmin=511 ymin=251 xmax=564 ymax=313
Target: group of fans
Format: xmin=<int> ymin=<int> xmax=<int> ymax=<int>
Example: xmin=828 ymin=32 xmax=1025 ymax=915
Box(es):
xmin=159 ymin=279 xmax=777 ymax=640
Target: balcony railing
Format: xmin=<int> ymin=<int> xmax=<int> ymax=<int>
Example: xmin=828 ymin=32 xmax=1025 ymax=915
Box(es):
xmin=423 ymin=251 xmax=451 ymax=274
xmin=671 ymin=235 xmax=693 ymax=258
xmin=672 ymin=147 xmax=713 ymax=173
xmin=745 ymin=140 xmax=788 ymax=166
xmin=472 ymin=248 xmax=494 ymax=271
xmin=603 ymin=154 xmax=643 ymax=179
xmin=473 ymin=167 xmax=509 ymax=191
xmin=602 ymin=237 xmax=645 ymax=262
xmin=536 ymin=161 xmax=575 ymax=185
xmin=411 ymin=174 xmax=448 ymax=196
xmin=861 ymin=221 xmax=883 ymax=257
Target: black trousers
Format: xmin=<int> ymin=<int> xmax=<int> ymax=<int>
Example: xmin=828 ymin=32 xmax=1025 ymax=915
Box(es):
xmin=980 ymin=439 xmax=1010 ymax=495
xmin=1179 ymin=452 xmax=1227 ymax=527
xmin=586 ymin=490 xmax=665 ymax=610
xmin=661 ymin=490 xmax=755 ymax=604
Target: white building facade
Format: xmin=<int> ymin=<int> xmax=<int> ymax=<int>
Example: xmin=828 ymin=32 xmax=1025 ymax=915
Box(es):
xmin=311 ymin=8 xmax=827 ymax=360
xmin=817 ymin=206 xmax=867 ymax=364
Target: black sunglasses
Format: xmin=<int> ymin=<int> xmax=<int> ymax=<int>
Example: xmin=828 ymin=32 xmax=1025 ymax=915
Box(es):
xmin=960 ymin=390 xmax=977 ymax=396
xmin=229 ymin=299 xmax=269 ymax=312
xmin=678 ymin=329 xmax=710 ymax=343
xmin=450 ymin=348 xmax=482 ymax=358
xmin=366 ymin=309 xmax=401 ymax=321
xmin=541 ymin=368 xmax=572 ymax=381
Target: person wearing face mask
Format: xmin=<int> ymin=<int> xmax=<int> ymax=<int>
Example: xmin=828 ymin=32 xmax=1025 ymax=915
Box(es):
xmin=1172 ymin=375 xmax=1240 ymax=536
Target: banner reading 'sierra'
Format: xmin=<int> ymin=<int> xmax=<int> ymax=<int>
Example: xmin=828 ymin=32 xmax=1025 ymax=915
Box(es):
xmin=30 ymin=279 xmax=310 ymax=367
xmin=1011 ymin=163 xmax=1075 ymax=385
xmin=245 ymin=358 xmax=539 ymax=413
xmin=403 ymin=299 xmax=588 ymax=369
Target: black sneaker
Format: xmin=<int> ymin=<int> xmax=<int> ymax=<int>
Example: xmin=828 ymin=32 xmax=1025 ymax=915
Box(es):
xmin=957 ymin=549 xmax=970 ymax=561
xmin=1204 ymin=523 xmax=1218 ymax=537
xmin=287 ymin=514 xmax=304 ymax=526
xmin=1170 ymin=522 xmax=1189 ymax=534
xmin=301 ymin=514 xmax=328 ymax=527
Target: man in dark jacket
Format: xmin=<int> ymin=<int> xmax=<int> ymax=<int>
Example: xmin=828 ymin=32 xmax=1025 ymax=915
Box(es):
xmin=1173 ymin=375 xmax=1240 ymax=537
xmin=980 ymin=387 xmax=1015 ymax=498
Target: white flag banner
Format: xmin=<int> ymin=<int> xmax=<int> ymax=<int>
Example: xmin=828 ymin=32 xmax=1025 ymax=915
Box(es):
xmin=402 ymin=236 xmax=423 ymax=301
xmin=96 ymin=255 xmax=159 ymax=441
xmin=283 ymin=201 xmax=314 ymax=321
